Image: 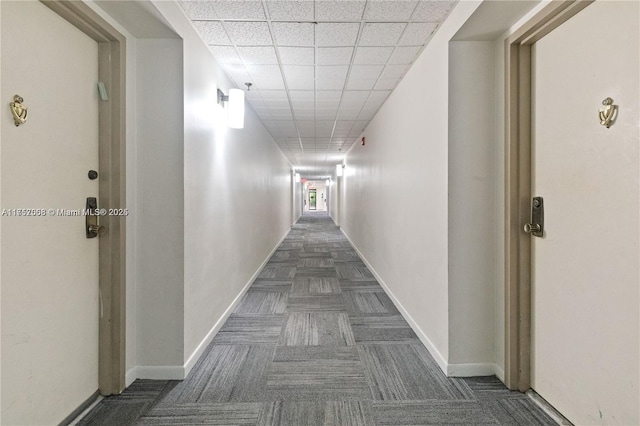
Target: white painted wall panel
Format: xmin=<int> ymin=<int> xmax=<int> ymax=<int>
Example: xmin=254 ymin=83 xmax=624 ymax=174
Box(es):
xmin=340 ymin=1 xmax=482 ymax=366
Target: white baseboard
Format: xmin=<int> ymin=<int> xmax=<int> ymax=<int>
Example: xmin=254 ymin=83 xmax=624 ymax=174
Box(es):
xmin=341 ymin=228 xmax=500 ymax=379
xmin=125 ymin=367 xmax=138 ymax=387
xmin=135 ymin=365 xmax=185 ymax=380
xmin=128 ymin=229 xmax=290 ymax=384
xmin=182 ymin=228 xmax=290 ymax=379
xmin=447 ymin=362 xmax=502 ymax=377
xmin=340 ymin=229 xmax=449 ymax=375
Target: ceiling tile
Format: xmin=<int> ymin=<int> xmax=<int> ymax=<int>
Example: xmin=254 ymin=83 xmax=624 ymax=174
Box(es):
xmin=315 ymin=90 xmax=342 ymax=100
xmin=342 ymin=91 xmax=370 ymax=102
xmin=316 ymin=65 xmax=348 ymax=90
xmin=259 ymin=90 xmax=289 ymax=100
xmin=363 ymin=1 xmax=418 ymax=21
xmin=353 ymin=47 xmax=394 ymax=65
xmin=366 ymin=90 xmax=391 ymax=105
xmin=359 ymin=23 xmax=406 ymax=46
xmin=411 ymin=0 xmax=457 ymax=22
xmin=208 ymin=46 xmax=241 ymax=64
xmin=315 ymin=1 xmax=365 ymax=21
xmin=193 ymin=21 xmax=231 ymax=44
xmin=237 ymin=46 xmax=278 ymax=64
xmin=398 ymin=23 xmax=438 ymax=46
xmin=337 ymin=108 xmax=361 ymax=120
xmin=346 ymin=79 xmax=376 ymax=90
xmin=253 ymin=76 xmax=285 ymax=90
xmin=380 ymin=64 xmax=410 ymax=80
xmin=317 ymin=47 xmax=354 ymax=65
xmin=357 ymin=109 xmax=377 ymax=121
xmin=211 ymin=1 xmax=266 ymax=19
xmin=221 ymin=63 xmax=252 ymax=82
xmin=315 ymin=109 xmax=338 ymax=119
xmin=388 ymin=46 xmax=421 ymax=64
xmin=245 ymin=89 xmax=262 ymax=100
xmin=247 ymin=98 xmax=265 ymax=108
xmin=287 ymin=78 xmax=315 ymax=90
xmin=225 ymin=21 xmax=272 ymax=45
xmin=316 ymin=23 xmax=359 ymax=46
xmin=374 ymin=79 xmax=400 ymax=91
xmin=289 ymin=90 xmax=315 ymax=100
xmin=267 ymin=1 xmax=314 ymax=21
xmin=291 ymin=99 xmax=315 ymax=109
xmin=179 ymin=1 xmax=217 ymax=19
xmin=349 ymin=65 xmax=384 ymax=81
xmin=272 ymin=22 xmax=314 ymax=46
xmin=263 ymin=99 xmax=291 ymax=108
xmin=283 ymin=65 xmax=314 ymax=81
xmin=279 ymin=47 xmax=315 ymax=65
xmin=247 ymin=64 xmax=282 ymax=79
xmin=316 ymin=99 xmax=340 ymax=108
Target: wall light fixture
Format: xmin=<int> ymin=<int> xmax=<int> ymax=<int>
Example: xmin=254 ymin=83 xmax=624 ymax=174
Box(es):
xmin=217 ymin=88 xmax=245 ymax=129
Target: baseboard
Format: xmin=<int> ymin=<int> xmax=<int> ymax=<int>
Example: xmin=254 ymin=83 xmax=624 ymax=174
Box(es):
xmin=341 ymin=228 xmax=500 ymax=379
xmin=125 ymin=367 xmax=138 ymax=387
xmin=181 ymin=228 xmax=290 ymax=379
xmin=447 ymin=362 xmax=502 ymax=377
xmin=340 ymin=229 xmax=449 ymax=375
xmin=128 ymin=229 xmax=290 ymax=384
xmin=136 ymin=365 xmax=185 ymax=380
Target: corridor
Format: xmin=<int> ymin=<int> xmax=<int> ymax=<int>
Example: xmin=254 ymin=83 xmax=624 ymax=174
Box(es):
xmin=79 ymin=213 xmax=554 ymax=425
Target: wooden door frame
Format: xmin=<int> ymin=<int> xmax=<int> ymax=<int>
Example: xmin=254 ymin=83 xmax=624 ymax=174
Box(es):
xmin=503 ymin=0 xmax=593 ymax=391
xmin=41 ymin=0 xmax=126 ymax=395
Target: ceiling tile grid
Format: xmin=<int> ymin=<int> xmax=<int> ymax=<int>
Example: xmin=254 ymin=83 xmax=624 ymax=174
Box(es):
xmin=179 ymin=0 xmax=457 ymax=178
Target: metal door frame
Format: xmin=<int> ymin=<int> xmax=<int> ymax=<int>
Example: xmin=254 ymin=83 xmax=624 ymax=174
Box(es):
xmin=503 ymin=0 xmax=592 ymax=391
xmin=42 ymin=0 xmax=127 ymax=395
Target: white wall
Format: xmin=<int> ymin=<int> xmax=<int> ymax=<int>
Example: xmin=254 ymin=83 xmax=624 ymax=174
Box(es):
xmin=92 ymin=0 xmax=294 ymax=383
xmin=340 ymin=1 xmax=483 ymax=370
xmin=448 ymin=41 xmax=497 ymax=371
xmin=340 ymin=0 xmax=544 ymax=378
xmin=303 ymin=181 xmax=327 ymax=212
xmin=329 ymin=177 xmax=339 ymax=225
xmin=292 ymin=172 xmax=302 ymax=224
xmin=135 ymin=38 xmax=185 ymax=369
xmin=150 ymin=0 xmax=293 ymax=375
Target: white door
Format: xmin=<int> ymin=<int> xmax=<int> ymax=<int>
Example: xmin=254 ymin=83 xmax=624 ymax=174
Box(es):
xmin=1 ymin=1 xmax=100 ymax=424
xmin=531 ymin=1 xmax=639 ymax=424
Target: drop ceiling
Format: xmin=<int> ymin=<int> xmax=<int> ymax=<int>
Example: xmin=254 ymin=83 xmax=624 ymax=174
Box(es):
xmin=178 ymin=0 xmax=457 ymax=179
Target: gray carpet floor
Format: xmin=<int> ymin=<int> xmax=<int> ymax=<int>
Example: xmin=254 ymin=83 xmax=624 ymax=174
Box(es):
xmin=79 ymin=213 xmax=556 ymax=425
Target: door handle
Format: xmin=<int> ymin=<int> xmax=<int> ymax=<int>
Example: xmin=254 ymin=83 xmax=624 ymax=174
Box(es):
xmin=86 ymin=197 xmax=106 ymax=238
xmin=524 ymin=196 xmax=544 ymax=237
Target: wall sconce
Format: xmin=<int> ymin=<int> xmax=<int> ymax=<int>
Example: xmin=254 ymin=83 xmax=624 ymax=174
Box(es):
xmin=217 ymin=88 xmax=244 ymax=129
xmin=295 ymin=173 xmax=301 ymax=183
xmin=326 ymin=179 xmax=330 ymax=186
xmin=336 ymin=163 xmax=344 ymax=177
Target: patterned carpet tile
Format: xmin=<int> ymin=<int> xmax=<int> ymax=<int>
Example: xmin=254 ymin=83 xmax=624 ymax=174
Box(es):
xmin=234 ymin=292 xmax=288 ymax=314
xmin=331 ymin=250 xmax=362 ymax=262
xmin=212 ymin=314 xmax=285 ymax=345
xmin=279 ymin=312 xmax=356 ymax=346
xmin=295 ymin=266 xmax=338 ymax=278
xmin=339 ymin=279 xmax=384 ymax=293
xmin=286 ymin=294 xmax=346 ymax=312
xmin=138 ymin=402 xmax=263 ymax=425
xmin=247 ymin=279 xmax=293 ymax=293
xmin=336 ymin=264 xmax=375 ymax=280
xmin=258 ymin=265 xmax=297 ymax=280
xmin=266 ymin=346 xmax=370 ymax=400
xmin=349 ymin=314 xmax=419 ymax=344
xmin=78 ymin=213 xmax=557 ymax=426
xmin=358 ymin=344 xmax=472 ymax=401
xmin=258 ymin=401 xmax=374 ymax=426
xmin=297 ymin=257 xmax=335 ymax=268
xmin=343 ymin=291 xmax=399 ymax=314
xmin=292 ymin=277 xmax=341 ymax=294
xmin=371 ymin=400 xmax=500 ymax=425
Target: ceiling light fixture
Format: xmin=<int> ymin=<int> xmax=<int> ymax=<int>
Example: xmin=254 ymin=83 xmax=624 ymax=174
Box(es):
xmin=217 ymin=88 xmax=244 ymax=129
